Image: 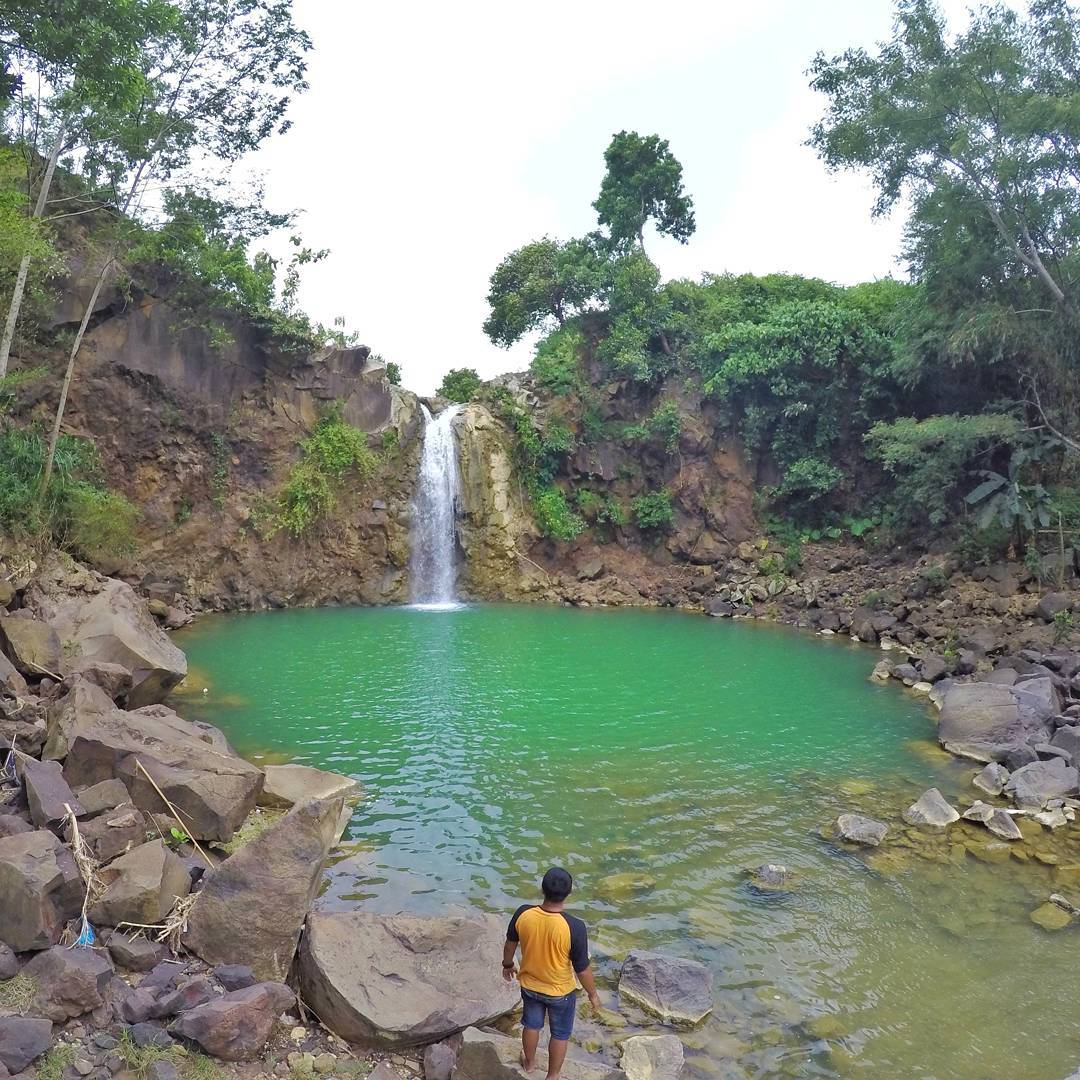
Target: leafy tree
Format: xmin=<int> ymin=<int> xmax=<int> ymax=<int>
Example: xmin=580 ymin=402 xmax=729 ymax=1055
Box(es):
xmin=384 ymin=361 xmax=402 ymax=386
xmin=483 ymin=236 xmax=605 ymax=347
xmin=594 ymin=131 xmax=696 ymax=250
xmin=438 ymin=367 xmax=482 ymax=402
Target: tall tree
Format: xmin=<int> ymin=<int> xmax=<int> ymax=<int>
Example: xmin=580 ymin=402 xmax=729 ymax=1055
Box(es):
xmin=593 ymin=131 xmax=696 ymax=251
xmin=37 ymin=0 xmax=312 ymax=501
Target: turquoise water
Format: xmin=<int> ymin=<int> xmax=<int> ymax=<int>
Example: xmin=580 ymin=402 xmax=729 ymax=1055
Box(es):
xmin=178 ymin=605 xmax=1080 ymax=1079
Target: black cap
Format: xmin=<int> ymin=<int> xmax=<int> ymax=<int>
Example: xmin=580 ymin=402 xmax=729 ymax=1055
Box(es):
xmin=541 ymin=866 xmax=573 ymax=902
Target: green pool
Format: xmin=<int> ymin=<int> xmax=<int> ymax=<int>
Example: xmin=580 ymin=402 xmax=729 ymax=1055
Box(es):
xmin=177 ymin=604 xmax=1079 ymax=1079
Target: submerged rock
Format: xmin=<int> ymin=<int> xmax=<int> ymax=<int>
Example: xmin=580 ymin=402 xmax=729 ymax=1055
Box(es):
xmin=297 ymin=911 xmax=517 ymax=1046
xmin=1030 ymin=902 xmax=1072 ymax=931
xmin=747 ymin=864 xmax=792 ymax=890
xmin=902 ymin=788 xmax=959 ymax=827
xmin=833 ymin=814 xmax=888 ymax=847
xmin=618 ymin=950 xmax=713 ymax=1027
xmin=620 ymin=1034 xmax=685 ymax=1080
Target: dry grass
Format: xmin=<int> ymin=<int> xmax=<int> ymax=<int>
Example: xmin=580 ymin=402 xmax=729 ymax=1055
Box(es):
xmin=117 ymin=1031 xmax=225 ymax=1080
xmin=0 ymin=972 xmax=36 ymax=1013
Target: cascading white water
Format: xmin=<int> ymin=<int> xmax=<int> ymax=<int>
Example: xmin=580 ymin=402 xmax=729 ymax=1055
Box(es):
xmin=408 ymin=403 xmax=463 ymax=609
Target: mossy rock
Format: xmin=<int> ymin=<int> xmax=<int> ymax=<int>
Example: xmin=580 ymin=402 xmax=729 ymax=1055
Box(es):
xmin=1030 ymin=902 xmax=1072 ymax=931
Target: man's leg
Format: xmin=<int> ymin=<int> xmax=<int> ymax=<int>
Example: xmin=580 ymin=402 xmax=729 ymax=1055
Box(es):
xmin=544 ymin=1038 xmax=568 ymax=1080
xmin=520 ymin=992 xmax=543 ymax=1071
xmin=544 ymin=992 xmax=576 ymax=1080
xmin=521 ymin=1026 xmax=540 ymax=1071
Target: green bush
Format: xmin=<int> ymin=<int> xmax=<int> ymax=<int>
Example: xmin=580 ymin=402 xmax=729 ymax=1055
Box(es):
xmin=576 ymin=489 xmax=628 ymax=528
xmin=438 ymin=367 xmax=483 ymax=403
xmin=302 ymin=407 xmax=377 ymax=480
xmin=62 ymin=485 xmax=140 ymax=558
xmin=533 ymin=485 xmax=585 ymax=541
xmin=632 ymin=489 xmax=674 ymax=531
xmin=770 ymin=457 xmax=844 ymax=519
xmin=384 ymin=361 xmax=402 ymax=386
xmin=623 ymin=399 xmax=683 ymax=455
xmin=531 ymin=326 xmax=584 ymax=395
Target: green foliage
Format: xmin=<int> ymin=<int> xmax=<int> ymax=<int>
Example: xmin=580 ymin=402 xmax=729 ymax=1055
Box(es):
xmin=302 ymin=407 xmax=376 ymax=479
xmin=35 ymin=1043 xmax=75 ymax=1080
xmin=865 ymin=413 xmax=1022 ymax=527
xmin=532 ymin=484 xmax=585 ymax=541
xmin=631 ymin=489 xmax=674 ymax=531
xmin=575 ymin=488 xmax=627 ymax=528
xmin=530 ymin=325 xmax=585 ymax=395
xmin=953 ymin=520 xmax=1011 ymax=567
xmin=768 ymin=457 xmax=844 ymax=519
xmin=594 ymin=131 xmax=695 ymax=249
xmin=624 ymin=399 xmax=683 ymax=455
xmin=438 ymin=367 xmax=482 ymax=403
xmin=384 ymin=361 xmax=401 ymax=386
xmin=1053 ymin=608 xmax=1075 ymax=645
xmin=919 ymin=565 xmax=949 ymax=595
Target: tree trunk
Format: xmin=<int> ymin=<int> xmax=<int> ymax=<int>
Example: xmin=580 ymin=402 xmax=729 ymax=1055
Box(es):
xmin=36 ymin=268 xmax=109 ymax=505
xmin=0 ymin=128 xmax=66 ymax=379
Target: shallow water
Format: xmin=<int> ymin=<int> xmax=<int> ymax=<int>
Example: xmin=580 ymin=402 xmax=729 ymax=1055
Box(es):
xmin=177 ymin=605 xmax=1080 ymax=1079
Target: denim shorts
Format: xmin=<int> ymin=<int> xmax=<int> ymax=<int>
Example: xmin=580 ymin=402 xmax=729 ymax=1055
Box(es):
xmin=521 ymin=987 xmax=578 ymax=1040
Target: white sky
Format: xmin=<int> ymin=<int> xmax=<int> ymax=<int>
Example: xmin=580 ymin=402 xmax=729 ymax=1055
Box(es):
xmin=249 ymin=0 xmax=977 ymax=395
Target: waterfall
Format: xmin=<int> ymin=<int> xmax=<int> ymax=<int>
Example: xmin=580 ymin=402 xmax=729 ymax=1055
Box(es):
xmin=409 ymin=403 xmax=463 ymax=609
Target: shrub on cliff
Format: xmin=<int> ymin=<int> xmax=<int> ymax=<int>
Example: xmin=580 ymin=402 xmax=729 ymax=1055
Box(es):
xmin=438 ymin=367 xmax=482 ymax=403
xmin=632 ymin=490 xmax=674 ymax=531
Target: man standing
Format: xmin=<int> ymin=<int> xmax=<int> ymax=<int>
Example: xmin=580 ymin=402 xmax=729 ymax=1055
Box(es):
xmin=502 ymin=867 xmax=601 ymax=1079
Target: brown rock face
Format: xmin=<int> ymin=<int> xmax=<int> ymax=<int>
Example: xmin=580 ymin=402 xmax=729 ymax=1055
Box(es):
xmin=0 ymin=830 xmax=84 ymax=951
xmin=169 ymin=982 xmax=296 ymax=1061
xmin=184 ymin=796 xmax=344 ymax=981
xmin=23 ymin=946 xmax=114 ymax=1021
xmin=0 ymin=616 xmax=62 ymax=678
xmin=88 ymin=839 xmax=191 ymax=927
xmin=297 ymin=911 xmax=518 ymax=1047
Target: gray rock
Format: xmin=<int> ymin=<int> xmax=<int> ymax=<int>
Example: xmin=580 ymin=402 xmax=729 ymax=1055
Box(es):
xmin=0 ymin=942 xmax=15 ymax=981
xmin=128 ymin=1023 xmax=172 ymax=1049
xmin=21 ymin=757 xmax=82 ymax=831
xmin=146 ymin=1062 xmax=178 ymax=1080
xmin=72 ymin=803 xmax=147 ymax=864
xmin=919 ymin=656 xmax=949 ymax=683
xmin=168 ymin=982 xmax=295 ymax=1061
xmin=973 ymin=762 xmax=1010 ymax=796
xmin=833 ymin=814 xmax=888 ymax=847
xmin=0 ymin=1017 xmax=53 ymax=1074
xmin=960 ymin=625 xmax=1002 ymax=655
xmin=0 ymin=651 xmax=26 ymax=696
xmin=423 ymin=1040 xmax=457 ymax=1080
xmin=23 ymin=945 xmax=113 ymax=1022
xmin=961 ymin=801 xmax=995 ymax=824
xmin=1036 ymin=593 xmax=1072 ymax=622
xmin=618 ymin=951 xmax=713 ymax=1027
xmin=297 ymin=911 xmax=517 ymax=1047
xmin=938 ymin=681 xmax=1057 ymax=755
xmin=70 ymin=659 xmax=133 ymax=702
xmin=1051 ymin=725 xmax=1080 ymax=764
xmin=185 ymin=796 xmax=344 ymax=982
xmin=258 ymin=765 xmax=360 ymax=810
xmin=107 ymin=932 xmax=165 ymax=973
xmin=0 ymin=616 xmax=61 ymax=678
xmin=88 ymin=840 xmax=191 ymax=928
xmin=451 ymin=1028 xmax=623 ymax=1080
xmin=902 ymin=788 xmax=959 ymax=827
xmin=150 ymin=978 xmax=215 ymax=1019
xmin=213 ymin=965 xmax=256 ymax=991
xmin=620 ymin=1035 xmax=684 ymax=1080
xmin=1004 ymin=758 xmax=1080 ymax=810
xmin=0 ymin=830 xmax=83 ymax=951
xmin=75 ymin=779 xmax=130 ymax=818
xmin=747 ymin=864 xmax=791 ymax=890
xmin=987 ymin=809 xmax=1024 ymax=840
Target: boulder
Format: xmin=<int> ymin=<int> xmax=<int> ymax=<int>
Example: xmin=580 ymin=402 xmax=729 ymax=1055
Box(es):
xmin=31 ymin=576 xmax=186 ymax=706
xmin=938 ymin=681 xmax=1056 ymax=756
xmin=902 ymin=788 xmax=959 ymax=827
xmin=961 ymin=801 xmax=995 ymax=824
xmin=618 ymin=951 xmax=713 ymax=1027
xmin=849 ymin=609 xmax=878 ymax=644
xmin=57 ymin=696 xmax=262 ymax=842
xmin=0 ymin=942 xmax=15 ymax=981
xmin=258 ymin=765 xmax=360 ymax=810
xmin=0 ymin=651 xmax=26 ymax=696
xmin=0 ymin=1017 xmax=52 ymax=1074
xmin=72 ymin=803 xmax=148 ymax=863
xmin=0 ymin=814 xmax=32 ymax=840
xmin=297 ymin=911 xmax=517 ymax=1046
xmin=108 ymin=931 xmax=166 ymax=972
xmin=169 ymin=981 xmax=295 ymax=1061
xmin=620 ymin=1035 xmax=684 ymax=1080
xmin=43 ymin=678 xmax=117 ymax=760
xmin=451 ymin=1028 xmax=624 ymax=1080
xmin=833 ymin=814 xmax=888 ymax=847
xmin=21 ymin=757 xmax=82 ymax=830
xmin=747 ymin=864 xmax=791 ymax=891
xmin=1051 ymin=725 xmax=1080 ymax=764
xmin=0 ymin=617 xmax=61 ymax=678
xmin=0 ymin=830 xmax=83 ymax=951
xmin=959 ymin=625 xmax=1001 ymax=655
xmin=89 ymin=840 xmax=191 ymax=927
xmin=185 ymin=796 xmax=344 ymax=981
xmin=151 ymin=977 xmax=216 ymax=1019
xmin=424 ymin=1040 xmax=457 ymax=1080
xmin=919 ymin=656 xmax=949 ymax=683
xmin=1004 ymin=758 xmax=1080 ymax=810
xmin=1036 ymin=593 xmax=1072 ymax=623
xmin=75 ymin=778 xmax=130 ymax=818
xmin=70 ymin=659 xmax=134 ymax=702
xmin=986 ymin=809 xmax=1024 ymax=841
xmin=23 ymin=945 xmax=113 ymax=1021
xmin=973 ymin=762 xmax=1010 ymax=797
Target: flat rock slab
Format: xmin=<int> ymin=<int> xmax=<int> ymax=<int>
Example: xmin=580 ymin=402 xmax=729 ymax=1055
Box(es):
xmin=618 ymin=951 xmax=713 ymax=1027
xmin=0 ymin=829 xmax=83 ymax=951
xmin=169 ymin=981 xmax=295 ymax=1061
xmin=833 ymin=814 xmax=888 ymax=847
xmin=0 ymin=1016 xmax=53 ymax=1073
xmin=451 ymin=1027 xmax=625 ymax=1080
xmin=939 ymin=681 xmax=1057 ymax=752
xmin=23 ymin=945 xmax=113 ymax=1022
xmin=620 ymin=1034 xmax=685 ymax=1080
xmin=258 ymin=765 xmax=360 ymax=810
xmin=89 ymin=839 xmax=191 ymax=927
xmin=298 ymin=911 xmax=518 ymax=1046
xmin=185 ymin=796 xmax=344 ymax=981
xmin=902 ymin=788 xmax=959 ymax=827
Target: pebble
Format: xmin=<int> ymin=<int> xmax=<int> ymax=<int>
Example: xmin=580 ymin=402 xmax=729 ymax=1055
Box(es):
xmin=94 ymin=1035 xmax=119 ymax=1051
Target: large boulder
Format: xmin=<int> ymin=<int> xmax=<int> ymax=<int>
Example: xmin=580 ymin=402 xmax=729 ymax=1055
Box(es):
xmin=258 ymin=764 xmax=360 ymax=810
xmin=88 ymin=839 xmax=191 ymax=927
xmin=169 ymin=982 xmax=295 ymax=1061
xmin=1004 ymin=758 xmax=1080 ymax=810
xmin=55 ymin=693 xmax=262 ymax=842
xmin=297 ymin=911 xmax=518 ymax=1046
xmin=937 ymin=681 xmax=1057 ymax=756
xmin=43 ymin=678 xmax=118 ymax=760
xmin=23 ymin=945 xmax=113 ymax=1021
xmin=0 ymin=616 xmax=61 ymax=678
xmin=618 ymin=951 xmax=713 ymax=1027
xmin=1035 ymin=592 xmax=1072 ymax=622
xmin=0 ymin=1017 xmax=53 ymax=1074
xmin=973 ymin=762 xmax=1010 ymax=796
xmin=185 ymin=796 xmax=344 ymax=981
xmin=620 ymin=1035 xmax=685 ymax=1080
xmin=30 ymin=575 xmax=186 ymax=706
xmin=451 ymin=1028 xmax=624 ymax=1080
xmin=21 ymin=757 xmax=82 ymax=830
xmin=0 ymin=830 xmax=83 ymax=951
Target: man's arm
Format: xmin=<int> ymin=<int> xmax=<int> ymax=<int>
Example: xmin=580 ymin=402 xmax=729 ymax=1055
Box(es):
xmin=567 ymin=917 xmax=600 ymax=1009
xmin=502 ymin=937 xmax=518 ymax=982
xmin=577 ymin=962 xmax=601 ymax=1010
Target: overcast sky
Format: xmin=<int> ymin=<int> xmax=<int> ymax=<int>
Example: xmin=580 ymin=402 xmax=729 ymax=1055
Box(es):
xmin=249 ymin=0 xmax=976 ymax=395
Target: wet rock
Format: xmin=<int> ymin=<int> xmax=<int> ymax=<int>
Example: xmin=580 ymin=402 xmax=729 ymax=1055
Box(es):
xmin=0 ymin=830 xmax=83 ymax=951
xmin=451 ymin=1028 xmax=621 ymax=1080
xmin=833 ymin=814 xmax=888 ymax=847
xmin=1034 ymin=807 xmax=1069 ymax=830
xmin=88 ymin=840 xmax=191 ymax=927
xmin=74 ymin=779 xmax=130 ymax=818
xmin=973 ymin=762 xmax=1009 ymax=796
xmin=747 ymin=864 xmax=791 ymax=890
xmin=23 ymin=945 xmax=113 ymax=1021
xmin=297 ymin=911 xmax=517 ymax=1046
xmin=704 ymin=599 xmax=734 ymax=618
xmin=987 ymin=809 xmax=1024 ymax=840
xmin=1004 ymin=758 xmax=1080 ymax=810
xmin=185 ymin=796 xmax=344 ymax=981
xmin=595 ymin=871 xmax=658 ymax=901
xmin=213 ymin=965 xmax=256 ymax=991
xmin=0 ymin=1017 xmax=53 ymax=1074
xmin=1031 ymin=902 xmax=1072 ymax=931
xmin=961 ymin=801 xmax=995 ymax=824
xmin=0 ymin=616 xmax=61 ymax=678
xmin=902 ymin=788 xmax=959 ymax=827
xmin=620 ymin=1034 xmax=684 ymax=1080
xmin=107 ymin=932 xmax=165 ymax=973
xmin=168 ymin=981 xmax=295 ymax=1061
xmin=57 ymin=697 xmax=263 ymax=843
xmin=258 ymin=765 xmax=360 ymax=810
xmin=618 ymin=951 xmax=713 ymax=1027
xmin=21 ymin=758 xmax=82 ymax=830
